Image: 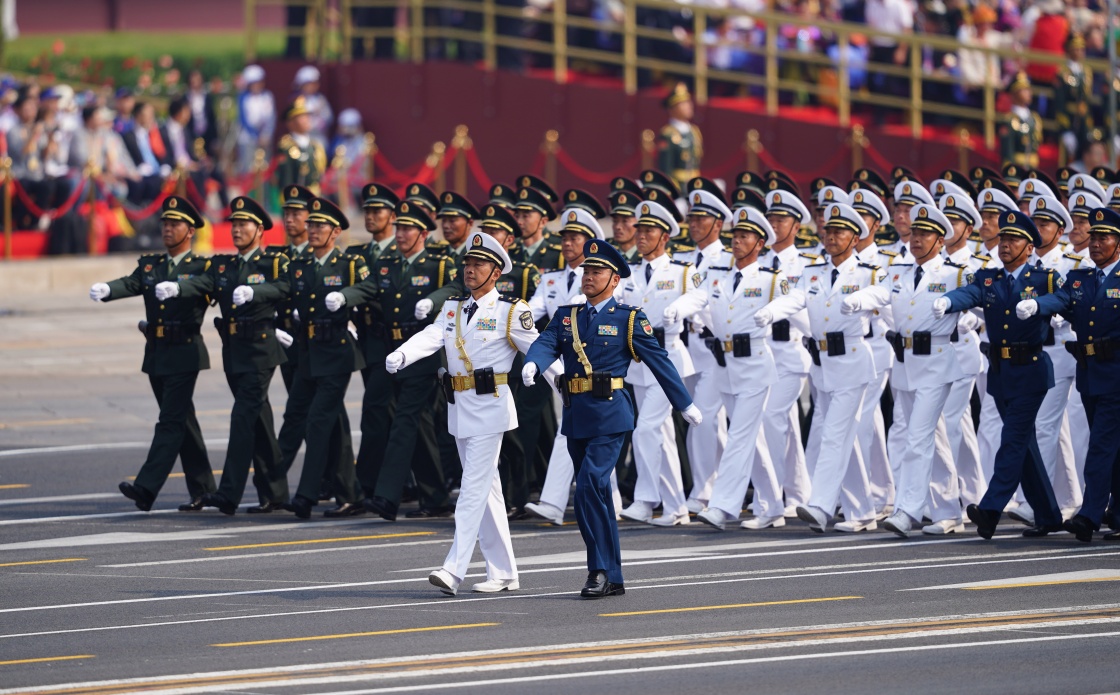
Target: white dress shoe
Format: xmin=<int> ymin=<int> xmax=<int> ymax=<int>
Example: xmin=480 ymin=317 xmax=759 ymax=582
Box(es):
xmin=922 ymin=519 xmax=965 ymax=535
xmin=471 ymin=578 xmax=520 ymax=593
xmin=1006 ymin=504 xmax=1035 ymax=526
xmin=883 ymin=510 xmax=913 ymax=538
xmin=620 ymin=501 xmax=654 ymax=523
xmin=783 ymin=504 xmax=799 ymax=519
xmin=874 ymin=505 xmax=893 ymax=522
xmin=834 ymin=518 xmax=877 ymax=533
xmin=796 ymin=505 xmax=831 ymax=532
xmin=650 ymin=512 xmax=690 ymax=527
xmin=685 ymin=498 xmax=707 ymax=514
xmin=429 ymin=569 xmax=460 ymax=596
xmin=524 ymin=502 xmax=565 ymax=526
xmin=740 ymin=514 xmax=786 ymax=530
xmin=697 ymin=508 xmax=731 ymax=530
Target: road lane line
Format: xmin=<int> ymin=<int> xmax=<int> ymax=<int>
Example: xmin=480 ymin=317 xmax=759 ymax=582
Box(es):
xmin=0 ymin=418 xmax=93 ymax=430
xmin=0 ymin=493 xmax=118 ymax=507
xmin=0 ymin=558 xmax=85 ymax=568
xmin=129 ymin=471 xmax=222 ymax=481
xmin=600 ymin=596 xmax=862 ymax=617
xmin=212 ymin=623 xmax=500 ymax=648
xmin=0 ymin=654 xmax=93 ymax=666
xmin=964 ymin=577 xmax=1120 ymax=590
xmin=0 ymin=484 xmax=30 ymax=490
xmin=205 ymin=532 xmax=434 ymax=551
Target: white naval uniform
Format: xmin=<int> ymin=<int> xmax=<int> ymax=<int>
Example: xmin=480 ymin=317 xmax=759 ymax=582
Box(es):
xmin=616 ymin=253 xmax=706 ymax=517
xmin=944 ymin=246 xmax=986 ymax=506
xmin=1060 ymin=248 xmax=1091 ymax=491
xmin=971 ymin=247 xmax=1005 ymax=488
xmin=394 ymin=289 xmax=535 ymax=583
xmin=857 ymin=244 xmax=898 ymax=513
xmin=526 ymin=265 xmax=622 ymax=517
xmin=676 ymin=241 xmax=734 ymax=506
xmin=757 ymin=245 xmax=816 ymax=509
xmin=703 ymin=262 xmax=786 ymax=520
xmin=767 ymin=255 xmax=888 ymax=523
xmin=878 ymin=256 xmax=968 ymax=523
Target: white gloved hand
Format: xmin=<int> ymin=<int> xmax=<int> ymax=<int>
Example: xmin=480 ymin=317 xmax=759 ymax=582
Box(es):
xmin=348 ymin=324 xmax=358 ymax=340
xmin=325 ymin=291 xmax=346 ymax=312
xmin=840 ymin=296 xmax=861 ymax=315
xmin=568 ymin=293 xmax=586 ymax=305
xmin=292 ymin=309 xmax=299 ymax=323
xmin=89 ymin=282 xmax=110 ymax=302
xmin=232 ymin=285 xmax=254 ymax=306
xmin=663 ymin=305 xmax=680 ymax=324
xmin=385 ymin=351 xmax=405 ymax=374
xmin=1016 ymin=299 xmax=1039 ymax=320
xmin=681 ymin=404 xmax=703 ymax=427
xmin=957 ymin=311 xmax=980 ymax=333
xmin=754 ymin=308 xmax=774 ymax=327
xmin=931 ymin=297 xmax=950 ymax=319
xmin=522 ymin=362 xmax=539 ymax=386
xmin=414 ymin=298 xmax=433 ymax=320
xmin=275 ymin=328 xmax=294 ymax=348
xmin=154 ymin=281 xmax=179 ymax=301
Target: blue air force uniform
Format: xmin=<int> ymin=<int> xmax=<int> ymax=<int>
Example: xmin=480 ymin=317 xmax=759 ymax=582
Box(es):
xmin=942 ymin=211 xmax=1062 ymax=530
xmin=525 ymin=241 xmax=693 ymax=588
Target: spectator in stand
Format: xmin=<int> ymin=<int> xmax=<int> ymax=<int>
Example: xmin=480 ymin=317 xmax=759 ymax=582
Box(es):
xmin=169 ymin=94 xmax=228 ymax=209
xmin=69 ymin=105 xmax=137 ymax=201
xmin=865 ymin=0 xmax=914 ymax=116
xmin=184 ymin=70 xmax=219 ymax=159
xmin=0 ymin=77 xmax=19 ymax=132
xmin=956 ymin=4 xmax=1009 ymax=105
xmin=236 ymin=64 xmax=276 ymax=176
xmin=1024 ymin=0 xmax=1069 ymax=89
xmin=38 ymin=87 xmax=76 ymax=225
xmin=122 ymin=101 xmax=172 ymax=206
xmin=292 ymin=65 xmax=333 ymax=148
xmin=7 ymin=87 xmax=49 ymax=229
xmin=113 ymin=87 xmax=136 ymax=135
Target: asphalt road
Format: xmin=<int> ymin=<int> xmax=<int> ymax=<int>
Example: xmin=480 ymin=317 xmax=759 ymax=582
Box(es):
xmin=1 ymin=291 xmax=1119 ymax=695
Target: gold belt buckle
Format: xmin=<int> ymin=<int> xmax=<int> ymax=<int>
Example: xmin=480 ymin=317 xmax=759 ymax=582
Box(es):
xmin=569 ymin=378 xmax=590 ymax=394
xmin=155 ymin=326 xmax=165 ymax=338
xmin=722 ymin=341 xmax=733 ymax=352
xmin=307 ymin=324 xmax=316 ymax=339
xmin=903 ymin=337 xmax=913 ymax=349
xmin=229 ymin=322 xmax=238 ymax=336
xmin=1000 ymin=347 xmax=1011 ymax=360
xmin=818 ymin=339 xmax=828 ymax=350
xmin=391 ymin=328 xmax=403 ymax=341
xmin=1086 ymin=344 xmax=1096 ymax=357
xmin=450 ymin=375 xmax=471 ymax=391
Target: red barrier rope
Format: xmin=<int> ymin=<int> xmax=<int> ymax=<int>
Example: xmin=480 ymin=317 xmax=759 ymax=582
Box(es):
xmin=229 ymin=156 xmax=284 ymax=190
xmin=554 ymin=147 xmax=644 ymax=185
xmin=373 ymin=151 xmax=428 ymax=185
xmin=526 ymin=149 xmax=546 ymax=177
xmin=463 ymin=147 xmax=493 ymax=191
xmin=97 ymin=177 xmax=177 ymax=221
xmin=11 ymin=177 xmax=89 ymax=220
xmin=755 ymin=143 xmax=851 ymax=181
xmin=863 ymin=144 xmax=896 ymax=174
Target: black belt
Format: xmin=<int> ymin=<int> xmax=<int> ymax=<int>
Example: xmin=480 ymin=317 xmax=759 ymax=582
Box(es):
xmin=1067 ymin=338 xmax=1117 ymax=365
xmin=304 ymin=320 xmax=350 ymax=341
xmin=215 ymin=317 xmax=275 ymax=340
xmin=145 ymin=321 xmax=200 ymax=344
xmin=989 ymin=342 xmax=1043 ymax=367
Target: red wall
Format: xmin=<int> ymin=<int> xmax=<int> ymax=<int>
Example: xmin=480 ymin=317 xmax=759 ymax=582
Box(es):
xmin=17 ymin=0 xmax=283 ymax=33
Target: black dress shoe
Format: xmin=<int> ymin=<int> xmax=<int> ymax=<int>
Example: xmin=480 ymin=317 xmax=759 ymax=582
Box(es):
xmin=507 ymin=507 xmax=531 ymax=521
xmin=1104 ymin=530 xmax=1120 ymax=541
xmin=286 ymin=495 xmax=314 ymax=520
xmin=1022 ymin=523 xmax=1064 ymax=537
xmin=246 ymin=500 xmax=281 ymax=514
xmin=203 ymin=492 xmax=237 ymax=516
xmin=324 ymin=502 xmax=367 ymax=518
xmin=580 ymin=571 xmax=625 ymax=599
xmin=966 ymin=504 xmax=1000 ymax=540
xmin=406 ymin=506 xmax=454 ymax=519
xmin=1063 ymin=515 xmax=1095 ymax=543
xmin=363 ymin=496 xmax=398 ymax=521
xmin=119 ymin=482 xmax=154 ymax=512
xmin=178 ymin=498 xmax=204 ymax=512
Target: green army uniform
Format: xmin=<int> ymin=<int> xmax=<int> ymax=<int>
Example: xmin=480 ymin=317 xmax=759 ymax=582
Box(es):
xmin=1055 ymin=61 xmax=1094 ymax=155
xmin=273 ymin=98 xmax=327 ymax=192
xmin=341 ymin=201 xmax=457 ymax=518
xmin=1000 ymin=112 xmax=1043 ymax=170
xmin=101 ymin=198 xmax=216 ymax=508
xmin=275 ymin=199 xmax=366 ymax=517
xmin=657 ymin=84 xmax=702 ymax=193
xmin=510 ymin=234 xmax=564 ymax=272
xmin=177 ymin=202 xmax=290 ymax=510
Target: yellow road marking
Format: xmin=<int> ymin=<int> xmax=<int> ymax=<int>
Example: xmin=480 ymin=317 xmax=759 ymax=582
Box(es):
xmin=205 ymin=531 xmax=434 ymax=551
xmin=212 ymin=622 xmax=498 ymax=647
xmin=0 ymin=558 xmax=86 ymax=568
xmin=964 ymin=578 xmax=1120 ymax=590
xmin=601 ymin=596 xmax=863 ymax=617
xmin=0 ymin=654 xmax=94 ymax=666
xmin=0 ymin=484 xmax=30 ymax=490
xmin=129 ymin=471 xmax=222 ymax=481
xmin=0 ymin=418 xmax=92 ymax=430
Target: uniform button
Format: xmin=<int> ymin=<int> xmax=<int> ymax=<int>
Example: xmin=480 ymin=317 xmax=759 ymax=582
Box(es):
xmin=310 ymin=307 xmax=315 ymax=313
xmin=1090 ymin=321 xmax=1095 ymax=326
xmin=1003 ymin=324 xmax=1008 ymax=329
xmin=1005 ymin=310 xmax=1010 ymax=315
xmin=1091 ymin=306 xmax=1096 ymax=312
xmin=1002 ymin=339 xmax=1007 ymax=344
xmin=1089 ymin=336 xmax=1094 ymax=341
xmin=341 ymin=339 xmax=346 ymax=344
xmin=908 ymin=315 xmax=912 ymax=320
xmin=824 ymin=317 xmax=829 ymax=322
xmin=310 ymin=294 xmax=316 ymax=299
xmin=396 ymin=293 xmax=402 ymax=298
xmin=910 ymin=301 xmax=915 ymax=306
xmin=826 ymin=302 xmax=831 ymax=307
xmin=159 ymin=304 xmax=165 ymax=310
xmin=394 ymin=308 xmax=399 ymax=312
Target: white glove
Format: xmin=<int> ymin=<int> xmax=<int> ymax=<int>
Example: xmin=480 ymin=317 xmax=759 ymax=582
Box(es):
xmin=292 ymin=309 xmax=299 ymax=323
xmin=840 ymin=296 xmax=861 ymax=315
xmin=931 ymin=297 xmax=950 ymax=319
xmin=348 ymin=324 xmax=358 ymax=340
xmin=522 ymin=362 xmax=539 ymax=386
xmin=232 ymin=285 xmax=254 ymax=306
xmin=385 ymin=351 xmax=405 ymax=374
xmin=568 ymin=293 xmax=586 ymax=305
xmin=957 ymin=311 xmax=980 ymax=333
xmin=663 ymin=305 xmax=680 ymax=324
xmin=325 ymin=291 xmax=346 ymax=312
xmin=89 ymin=282 xmax=110 ymax=302
xmin=681 ymin=404 xmax=703 ymax=427
xmin=154 ymin=281 xmax=179 ymax=300
xmin=1016 ymin=299 xmax=1038 ymax=320
xmin=275 ymin=328 xmax=293 ymax=348
xmin=754 ymin=308 xmax=774 ymax=327
xmin=414 ymin=298 xmax=433 ymax=320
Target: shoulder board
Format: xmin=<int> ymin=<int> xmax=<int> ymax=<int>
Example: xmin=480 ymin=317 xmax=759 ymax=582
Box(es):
xmin=546 ymin=243 xmax=562 ymax=251
xmin=669 ymin=259 xmax=692 ymax=267
xmin=557 ymin=303 xmax=582 ymax=310
xmin=1064 ymin=253 xmax=1084 ymax=261
xmin=345 ymin=243 xmax=366 ymax=254
xmin=264 ymin=245 xmax=288 ymax=254
xmin=857 ymin=262 xmax=880 ymax=270
xmin=448 ymin=295 xmax=470 ymax=302
xmin=760 ymin=266 xmax=779 ymax=274
xmin=427 ymin=239 xmax=450 ymax=247
xmin=707 ymin=265 xmax=732 ymax=272
xmin=498 ymin=294 xmax=520 ymax=304
xmin=944 ymin=260 xmax=965 ymax=269
xmin=278 ymin=134 xmax=294 ymax=149
xmin=292 ymin=254 xmax=314 ymax=263
xmin=878 ymin=249 xmax=899 ymax=257
xmin=891 ymin=262 xmax=915 ymax=268
xmin=615 ymin=303 xmax=641 ymax=312
xmin=972 ymin=253 xmax=992 ymax=261
xmin=139 ymin=252 xmax=164 ymax=260
xmin=343 ymin=252 xmax=363 ymax=261
xmin=806 ymin=262 xmax=827 ymax=268
xmin=690 ymin=124 xmax=701 ymax=136
xmin=1067 ymin=266 xmax=1093 ymax=275
xmin=974 ymin=266 xmax=999 ymax=275
xmin=799 ymin=252 xmax=821 ymax=261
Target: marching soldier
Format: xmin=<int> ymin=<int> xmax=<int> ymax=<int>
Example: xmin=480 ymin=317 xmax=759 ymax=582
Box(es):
xmin=1000 ymin=72 xmax=1043 ymax=170
xmin=657 ymin=83 xmax=702 ymax=193
xmin=403 ymin=182 xmax=441 ymax=226
xmin=238 ymin=198 xmax=364 ymax=519
xmin=695 ymin=207 xmax=790 ymax=531
xmin=758 ymin=203 xmax=888 ymax=533
xmin=388 ymin=233 xmax=537 ymax=595
xmin=155 ymin=197 xmax=291 ymax=515
xmin=933 ymin=210 xmax=1064 ymax=539
xmin=273 ymin=98 xmax=327 ymax=192
xmin=607 ymin=178 xmax=642 ymax=264
xmin=437 ymin=191 xmax=476 ymax=264
xmin=889 ymin=181 xmax=936 ymax=260
xmin=267 ymin=185 xmax=314 ymax=391
xmin=511 ymin=185 xmax=564 ymax=271
xmin=90 ymin=197 xmax=216 ymax=512
xmin=328 ymin=200 xmax=457 ymax=520
xmin=522 ymin=240 xmax=701 ymax=598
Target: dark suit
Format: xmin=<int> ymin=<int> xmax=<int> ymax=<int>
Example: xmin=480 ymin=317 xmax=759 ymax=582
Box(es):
xmin=104 ymin=252 xmax=216 ymax=501
xmin=122 ymin=125 xmax=173 ymax=206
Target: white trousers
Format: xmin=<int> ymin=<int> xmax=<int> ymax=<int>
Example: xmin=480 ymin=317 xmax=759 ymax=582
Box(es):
xmin=858 ymin=370 xmax=893 ymax=509
xmin=893 ymin=384 xmax=961 ymax=522
xmin=975 ymin=370 xmax=1002 ymax=483
xmin=443 ymin=433 xmax=517 ymax=582
xmin=759 ymin=372 xmax=811 ymax=508
xmin=807 ymin=384 xmax=875 ymax=521
xmin=943 ymin=375 xmax=985 ymax=507
xmin=709 ymin=386 xmax=781 ymax=518
xmin=1067 ymin=389 xmax=1089 ymax=492
xmin=536 ymin=430 xmax=622 ymax=515
xmin=686 ymin=370 xmax=729 ymax=504
xmin=1032 ymin=376 xmax=1082 ymax=512
xmin=632 ymin=383 xmax=687 ymax=516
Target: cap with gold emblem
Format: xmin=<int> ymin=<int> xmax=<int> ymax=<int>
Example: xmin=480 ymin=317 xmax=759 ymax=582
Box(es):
xmin=1027 ymin=170 xmax=1059 ymax=198
xmin=998 ymin=210 xmax=1041 ymax=245
xmin=1091 ymin=166 xmax=1120 ymax=186
xmin=930 ymin=178 xmax=971 ymax=204
xmin=1089 ymin=207 xmax=1120 ymax=235
xmin=437 ymin=191 xmax=480 ymax=219
xmin=823 ymin=203 xmax=870 ymax=240
xmin=688 ymin=189 xmax=733 ymax=220
xmin=909 ymin=203 xmax=954 ymax=240
xmin=731 ymin=187 xmax=766 ymax=213
xmin=643 ymin=187 xmax=683 ymax=222
xmin=1007 ymin=71 xmax=1031 ymax=93
xmin=226 ymin=196 xmax=273 ymax=230
xmin=1056 ymin=166 xmax=1076 ymax=194
xmin=969 ymin=166 xmax=1001 ymax=189
xmin=160 ymin=196 xmax=205 ymax=228
xmin=937 ymin=169 xmax=978 ymax=197
xmin=686 ymin=177 xmax=727 ymax=203
xmin=285 ymin=96 xmax=310 ymax=120
xmin=765 ymin=189 xmax=811 ymax=221
xmin=514 ymin=186 xmax=557 ymax=220
xmin=403 ymin=182 xmax=439 ymax=213
xmin=735 ymin=171 xmax=766 ymax=196
xmin=939 ymin=193 xmax=981 ymax=229
xmin=976 ymin=187 xmax=1018 ymax=214
xmin=1068 ymin=191 xmax=1103 ymax=218
xmin=635 ymin=200 xmax=681 ymax=237
xmin=1070 ymin=173 xmax=1109 ymax=200
xmin=562 ymin=189 xmax=608 ymax=218
xmin=1106 ymin=184 xmax=1120 ymax=211
xmin=488 ymin=183 xmax=517 ymax=210
xmin=394 ymin=200 xmax=435 ymax=231
xmin=608 ymin=190 xmax=639 ymax=217
xmin=464 ymin=231 xmax=513 ymax=274
xmin=816 ymin=185 xmax=850 ymax=210
xmin=848 ymin=168 xmax=889 ymax=198
xmin=479 ymin=204 xmax=520 ymax=237
xmin=361 ymin=182 xmax=400 ymax=209
xmin=732 ymin=206 xmax=776 ymax=245
xmin=810 ymin=177 xmax=841 ymax=195
xmin=639 ymin=169 xmax=681 ymax=198
xmin=282 ymin=185 xmax=315 ymax=209
xmin=1029 ymin=195 xmax=1072 ymax=229
xmin=893 ymin=181 xmax=935 ymax=207
xmin=1017 ymin=177 xmax=1055 ymax=203
xmin=610 ymin=177 xmax=643 ymax=197
xmin=581 ymin=238 xmax=631 ymax=278
xmin=662 ymin=82 xmax=692 ymax=109
xmin=980 ymin=177 xmax=1019 ymax=202
xmin=559 ymin=207 xmax=606 ymax=240
xmin=1002 ymin=163 xmax=1026 ymax=186
xmin=307 ymin=197 xmax=349 ymax=229
xmin=850 ymin=188 xmax=890 ymax=224
xmin=516 ymin=174 xmax=559 ymax=203
xmin=890 ymin=166 xmax=922 ymax=189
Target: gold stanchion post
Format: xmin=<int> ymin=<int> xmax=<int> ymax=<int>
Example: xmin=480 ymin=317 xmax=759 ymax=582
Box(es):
xmin=958 ymin=129 xmax=971 ymax=172
xmin=851 ymin=124 xmax=867 ymax=171
xmin=430 ymin=142 xmax=447 ymax=192
xmin=543 ymin=130 xmax=559 ymax=189
xmin=746 ymin=130 xmax=761 ymax=172
xmin=85 ymin=166 xmax=98 ymax=255
xmin=452 ymin=125 xmax=471 ymax=194
xmin=365 ymin=133 xmax=377 ymax=182
xmin=641 ymin=129 xmax=655 ymax=171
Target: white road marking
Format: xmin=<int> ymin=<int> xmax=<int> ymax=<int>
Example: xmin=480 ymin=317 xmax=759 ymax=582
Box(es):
xmin=905 ymin=569 xmax=1120 ymax=591
xmin=0 ymin=493 xmax=118 ymax=506
xmin=0 ymin=432 xmax=362 ymax=459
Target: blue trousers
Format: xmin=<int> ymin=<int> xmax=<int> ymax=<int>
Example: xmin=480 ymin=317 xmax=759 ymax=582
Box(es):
xmin=568 ymin=434 xmax=626 ymax=584
xmin=1079 ymin=392 xmax=1120 ymax=529
xmin=981 ymin=390 xmax=1061 ymax=527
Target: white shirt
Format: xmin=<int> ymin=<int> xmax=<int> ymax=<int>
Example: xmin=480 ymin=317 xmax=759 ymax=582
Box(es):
xmin=886 ymin=255 xmax=968 ymax=390
xmin=528 ymin=264 xmax=583 ymax=322
xmin=703 ymin=261 xmax=786 ymax=393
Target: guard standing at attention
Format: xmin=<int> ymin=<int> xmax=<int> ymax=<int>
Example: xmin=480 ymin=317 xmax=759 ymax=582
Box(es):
xmin=90 ymin=196 xmax=216 ymax=512
xmin=523 ymin=240 xmax=701 ymax=598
